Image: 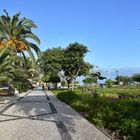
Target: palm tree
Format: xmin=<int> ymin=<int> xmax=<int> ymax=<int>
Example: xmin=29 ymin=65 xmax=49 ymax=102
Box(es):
xmin=0 ymin=10 xmax=41 ymax=64
xmin=0 ymin=47 xmax=27 ymax=82
xmin=0 ymin=47 xmax=32 ymax=93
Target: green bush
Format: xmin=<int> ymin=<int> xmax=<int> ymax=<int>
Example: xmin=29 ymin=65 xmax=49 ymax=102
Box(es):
xmin=53 ymin=87 xmax=140 ymax=140
xmin=54 ymin=89 xmax=140 ymax=139
xmin=71 ymin=101 xmax=90 ymax=112
xmin=57 ymin=90 xmax=81 ymax=104
xmin=88 ymin=99 xmax=140 ymax=139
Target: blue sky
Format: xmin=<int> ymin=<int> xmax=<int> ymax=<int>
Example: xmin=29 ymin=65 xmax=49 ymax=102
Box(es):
xmin=1 ymin=0 xmax=140 ymax=70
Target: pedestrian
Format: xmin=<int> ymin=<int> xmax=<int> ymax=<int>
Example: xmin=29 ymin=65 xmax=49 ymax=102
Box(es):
xmin=42 ymin=84 xmax=45 ymax=90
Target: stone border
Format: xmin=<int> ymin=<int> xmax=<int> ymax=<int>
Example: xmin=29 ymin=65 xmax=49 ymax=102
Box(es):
xmin=48 ymin=102 xmax=57 ymax=113
xmin=91 ymin=123 xmax=114 ymax=140
xmin=56 ymin=121 xmax=72 ymax=140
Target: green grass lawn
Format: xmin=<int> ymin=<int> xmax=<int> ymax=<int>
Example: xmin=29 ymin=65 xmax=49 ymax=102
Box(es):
xmin=52 ymin=86 xmax=140 ymax=140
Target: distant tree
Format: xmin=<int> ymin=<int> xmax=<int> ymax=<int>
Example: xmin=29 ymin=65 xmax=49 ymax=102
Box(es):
xmin=62 ymin=42 xmax=93 ymax=90
xmin=48 ymin=75 xmax=61 ymax=89
xmin=115 ymin=76 xmax=131 ymax=86
xmin=90 ymin=72 xmax=106 ymax=93
xmin=91 ymin=72 xmax=106 ymax=82
xmin=82 ymin=76 xmax=97 ymax=91
xmin=82 ymin=77 xmax=96 ymax=85
xmin=132 ymin=74 xmax=140 ymax=84
xmin=83 ymin=71 xmax=106 ymax=92
xmin=105 ymin=79 xmax=113 ymax=88
xmin=40 ymin=42 xmax=93 ymax=90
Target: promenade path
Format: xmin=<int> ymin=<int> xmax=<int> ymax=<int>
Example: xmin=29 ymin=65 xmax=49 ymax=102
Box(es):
xmin=0 ymin=87 xmax=111 ymax=140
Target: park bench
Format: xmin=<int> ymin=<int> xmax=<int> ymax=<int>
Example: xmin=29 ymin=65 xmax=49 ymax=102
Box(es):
xmin=0 ymin=85 xmax=15 ymax=96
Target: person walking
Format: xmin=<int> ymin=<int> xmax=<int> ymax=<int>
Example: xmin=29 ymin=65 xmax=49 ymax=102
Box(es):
xmin=42 ymin=84 xmax=45 ymax=90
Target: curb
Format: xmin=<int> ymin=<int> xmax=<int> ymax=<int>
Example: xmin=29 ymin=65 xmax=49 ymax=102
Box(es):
xmin=16 ymin=90 xmax=32 ymax=101
xmin=91 ymin=123 xmax=115 ymax=140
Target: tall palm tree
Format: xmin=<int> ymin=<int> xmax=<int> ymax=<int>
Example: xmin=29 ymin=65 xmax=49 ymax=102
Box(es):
xmin=0 ymin=10 xmax=41 ymax=64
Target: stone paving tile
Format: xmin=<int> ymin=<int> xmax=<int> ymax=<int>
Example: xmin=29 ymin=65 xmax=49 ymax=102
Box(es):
xmin=11 ymin=119 xmax=61 ymax=140
xmin=3 ymin=101 xmax=51 ymax=117
xmin=0 ymin=92 xmax=29 ymax=111
xmin=0 ymin=89 xmax=112 ymax=140
xmin=0 ymin=119 xmax=23 ymax=140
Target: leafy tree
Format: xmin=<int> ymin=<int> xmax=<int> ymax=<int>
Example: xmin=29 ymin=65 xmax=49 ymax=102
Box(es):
xmin=62 ymin=42 xmax=93 ymax=90
xmin=82 ymin=77 xmax=96 ymax=85
xmin=115 ymin=76 xmax=131 ymax=86
xmin=48 ymin=75 xmax=60 ymax=83
xmin=77 ymin=62 xmax=93 ymax=76
xmin=40 ymin=47 xmax=64 ymax=86
xmin=91 ymin=72 xmax=106 ymax=82
xmin=132 ymin=74 xmax=140 ymax=84
xmin=40 ymin=47 xmax=64 ymax=74
xmin=40 ymin=42 xmax=93 ymax=90
xmin=48 ymin=75 xmax=61 ymax=89
xmin=90 ymin=72 xmax=106 ymax=93
xmin=82 ymin=71 xmax=105 ymax=85
xmin=82 ymin=76 xmax=97 ymax=91
xmin=105 ymin=79 xmax=113 ymax=88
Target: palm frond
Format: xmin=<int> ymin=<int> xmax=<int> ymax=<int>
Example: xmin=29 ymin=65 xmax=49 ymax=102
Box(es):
xmin=24 ymin=33 xmax=40 ymax=44
xmin=29 ymin=42 xmax=41 ymax=58
xmin=26 ymin=46 xmax=36 ymax=65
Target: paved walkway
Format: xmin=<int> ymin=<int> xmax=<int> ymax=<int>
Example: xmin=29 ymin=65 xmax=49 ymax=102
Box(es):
xmin=0 ymin=88 xmax=111 ymax=140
